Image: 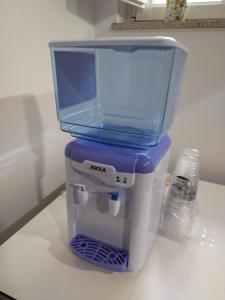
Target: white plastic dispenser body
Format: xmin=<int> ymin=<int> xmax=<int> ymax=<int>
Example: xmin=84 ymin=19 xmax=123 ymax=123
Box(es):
xmin=65 ymin=137 xmax=171 ymax=272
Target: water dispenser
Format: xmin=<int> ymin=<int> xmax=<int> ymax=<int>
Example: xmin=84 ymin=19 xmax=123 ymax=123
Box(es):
xmin=49 ymin=37 xmax=187 ymax=272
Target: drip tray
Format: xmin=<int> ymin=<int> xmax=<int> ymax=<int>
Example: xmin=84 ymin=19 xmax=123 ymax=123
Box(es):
xmin=70 ymin=234 xmax=128 ymax=272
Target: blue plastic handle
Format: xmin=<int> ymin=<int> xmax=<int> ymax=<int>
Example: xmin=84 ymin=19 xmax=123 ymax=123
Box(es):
xmin=108 ymin=192 xmax=119 ymax=201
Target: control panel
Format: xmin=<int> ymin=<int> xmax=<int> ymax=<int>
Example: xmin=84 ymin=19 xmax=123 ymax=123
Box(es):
xmin=71 ymin=160 xmax=135 ymax=187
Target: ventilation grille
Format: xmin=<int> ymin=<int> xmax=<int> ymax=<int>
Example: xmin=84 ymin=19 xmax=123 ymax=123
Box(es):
xmin=70 ymin=234 xmax=128 ymax=272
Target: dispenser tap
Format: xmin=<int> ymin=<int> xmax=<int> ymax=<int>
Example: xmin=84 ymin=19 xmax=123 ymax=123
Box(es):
xmin=71 ymin=184 xmax=89 ymax=206
xmin=77 ymin=185 xmax=89 ymax=206
xmin=108 ymin=192 xmax=121 ymax=216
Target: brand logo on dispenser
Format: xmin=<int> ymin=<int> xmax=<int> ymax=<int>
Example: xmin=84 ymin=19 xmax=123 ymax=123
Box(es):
xmin=83 ymin=160 xmax=116 ymax=176
xmin=89 ymin=165 xmax=106 ymax=172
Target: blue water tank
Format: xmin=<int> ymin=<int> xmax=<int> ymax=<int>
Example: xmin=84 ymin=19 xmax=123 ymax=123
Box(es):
xmin=49 ymin=37 xmax=187 ymax=149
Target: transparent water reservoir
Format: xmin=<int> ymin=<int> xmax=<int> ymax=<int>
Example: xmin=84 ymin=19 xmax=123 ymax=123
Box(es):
xmin=50 ymin=37 xmax=187 ymax=149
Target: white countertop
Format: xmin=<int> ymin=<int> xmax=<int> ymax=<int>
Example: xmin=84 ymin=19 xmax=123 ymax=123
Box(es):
xmin=0 ymin=181 xmax=225 ymax=300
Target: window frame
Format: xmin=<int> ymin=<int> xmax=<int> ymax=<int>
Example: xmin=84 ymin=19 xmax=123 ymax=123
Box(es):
xmin=131 ymin=1 xmax=225 ymax=20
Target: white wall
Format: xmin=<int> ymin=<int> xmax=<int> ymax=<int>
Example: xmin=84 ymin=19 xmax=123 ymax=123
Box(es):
xmin=0 ymin=0 xmax=95 ymax=238
xmin=95 ymin=0 xmax=225 ymax=185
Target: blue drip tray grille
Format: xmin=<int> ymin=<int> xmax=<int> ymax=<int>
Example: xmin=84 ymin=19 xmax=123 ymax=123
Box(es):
xmin=70 ymin=234 xmax=128 ymax=272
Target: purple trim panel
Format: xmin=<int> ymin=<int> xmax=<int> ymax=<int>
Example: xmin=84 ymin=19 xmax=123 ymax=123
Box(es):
xmin=65 ymin=135 xmax=171 ymax=174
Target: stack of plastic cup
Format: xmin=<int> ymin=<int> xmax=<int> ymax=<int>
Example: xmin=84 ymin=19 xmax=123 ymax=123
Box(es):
xmin=161 ymin=148 xmax=201 ymax=242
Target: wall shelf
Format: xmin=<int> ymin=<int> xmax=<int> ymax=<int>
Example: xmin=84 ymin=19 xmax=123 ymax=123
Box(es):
xmin=112 ymin=18 xmax=225 ymax=30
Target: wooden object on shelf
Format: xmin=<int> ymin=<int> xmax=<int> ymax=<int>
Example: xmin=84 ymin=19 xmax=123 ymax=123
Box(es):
xmin=111 ymin=18 xmax=225 ymax=30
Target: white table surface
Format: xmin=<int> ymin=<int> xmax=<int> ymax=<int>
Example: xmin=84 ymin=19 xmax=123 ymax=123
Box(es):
xmin=0 ymin=181 xmax=225 ymax=300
